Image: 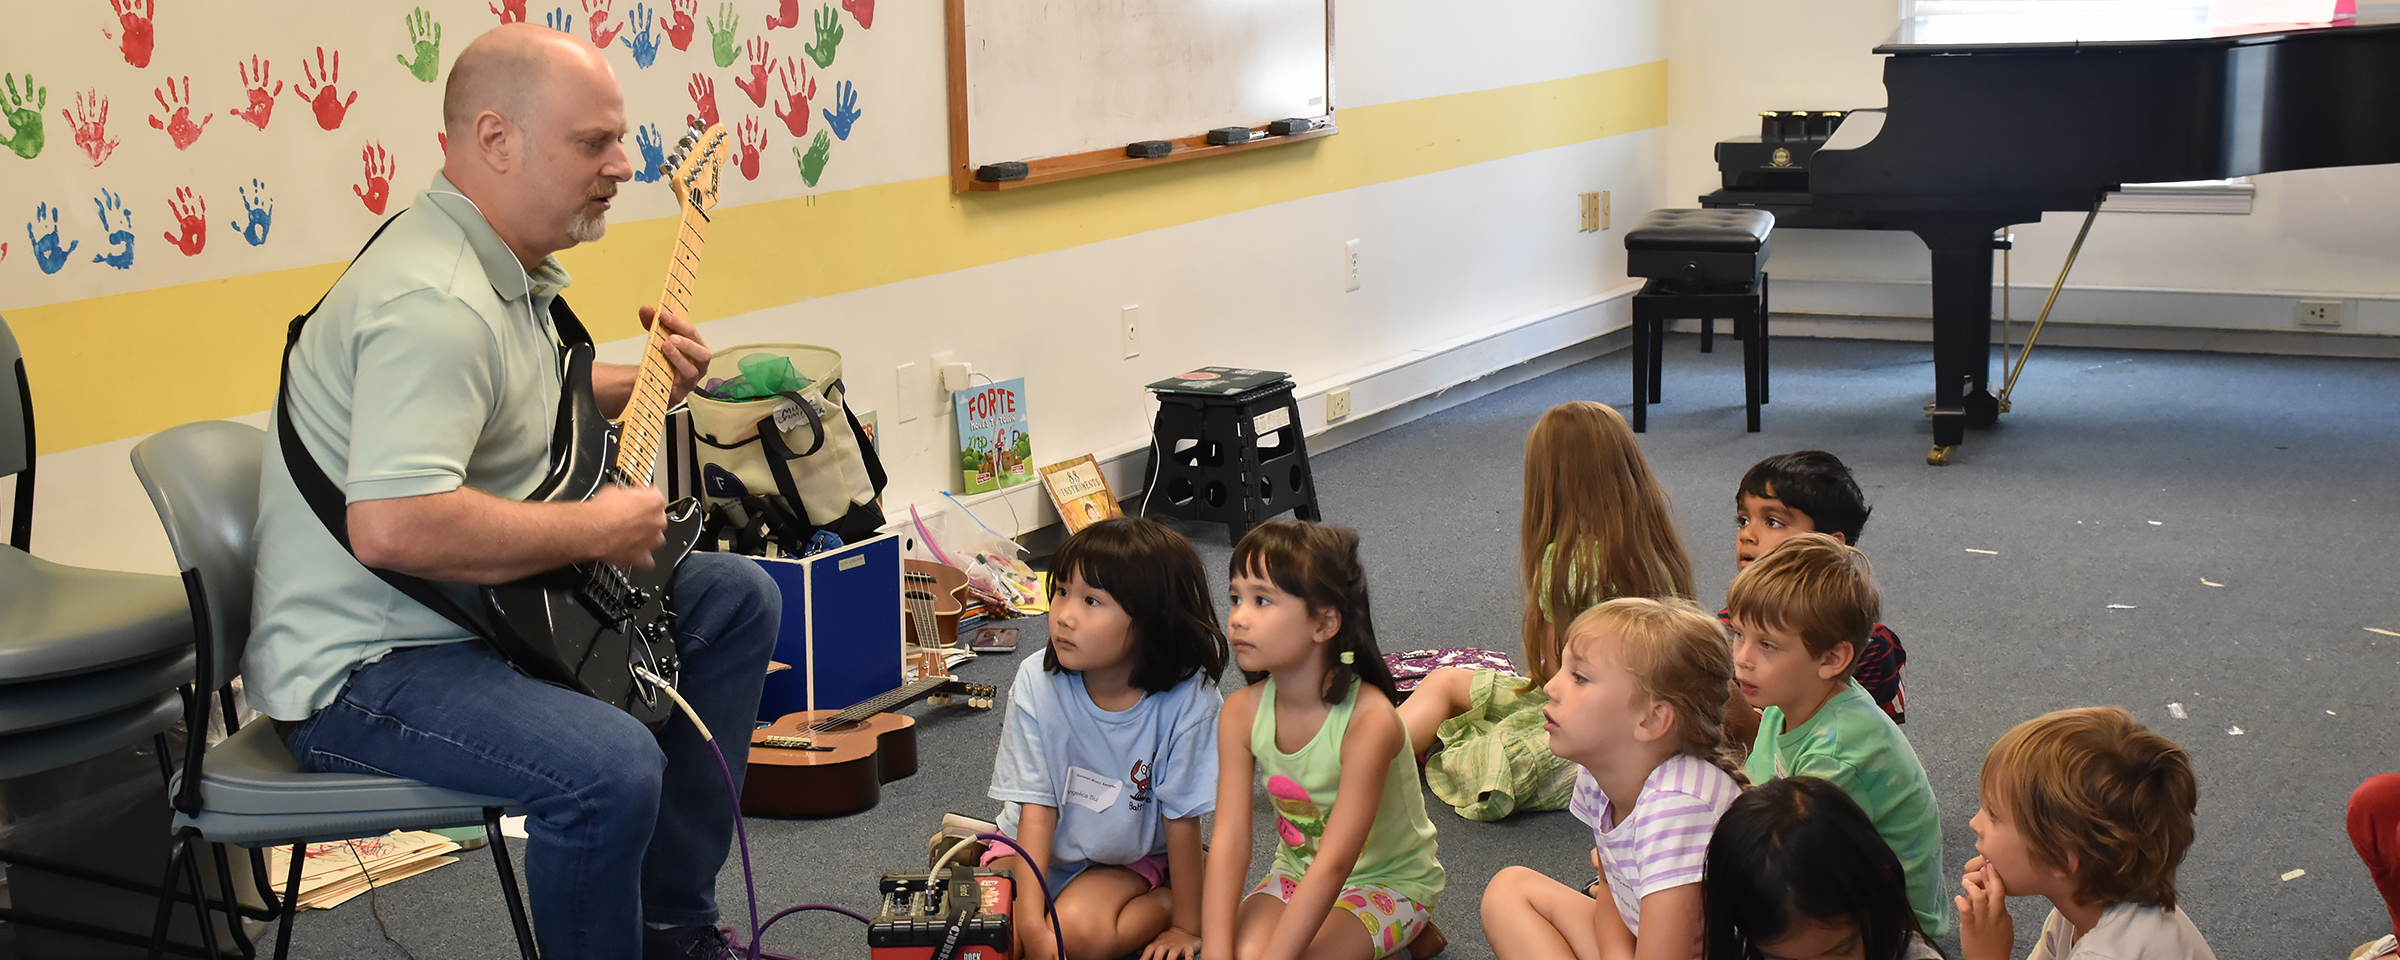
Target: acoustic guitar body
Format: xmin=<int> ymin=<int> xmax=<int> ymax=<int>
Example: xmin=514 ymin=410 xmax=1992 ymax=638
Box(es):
xmin=741 ymin=709 xmax=921 ymax=818
xmin=904 ymin=560 xmax=971 ymax=649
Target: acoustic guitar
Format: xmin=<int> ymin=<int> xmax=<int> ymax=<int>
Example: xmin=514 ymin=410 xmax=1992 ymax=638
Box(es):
xmin=903 ymin=559 xmax=972 ymax=652
xmin=741 ymin=650 xmax=996 ymax=818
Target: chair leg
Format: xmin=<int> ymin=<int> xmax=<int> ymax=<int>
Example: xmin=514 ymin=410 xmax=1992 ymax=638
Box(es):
xmin=207 ymin=843 xmax=258 ymax=957
xmin=1759 ymin=273 xmax=1771 ymax=404
xmin=1647 ymin=317 xmax=1665 ymax=405
xmin=146 ymin=833 xmax=190 ymax=960
xmin=1701 ymin=316 xmax=1714 ymax=353
xmin=179 ymin=835 xmax=225 ymax=960
xmin=271 ymin=844 xmax=304 ymax=960
xmin=487 ymin=809 xmax=540 ymax=960
xmin=1744 ymin=303 xmax=1763 ymax=433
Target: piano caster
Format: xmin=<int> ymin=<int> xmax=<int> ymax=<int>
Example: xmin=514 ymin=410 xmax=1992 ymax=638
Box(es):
xmin=1964 ymin=390 xmax=2001 ymax=427
xmin=1926 ymin=444 xmax=1957 ymax=466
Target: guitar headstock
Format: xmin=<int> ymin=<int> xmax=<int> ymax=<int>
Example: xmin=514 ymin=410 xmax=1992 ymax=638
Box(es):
xmin=658 ymin=120 xmax=729 ymax=216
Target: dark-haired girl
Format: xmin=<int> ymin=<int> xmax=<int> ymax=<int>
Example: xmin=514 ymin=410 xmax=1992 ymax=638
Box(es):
xmin=986 ymin=517 xmax=1230 ymax=960
xmin=1702 ymin=777 xmax=1942 ymax=960
xmin=1202 ymin=520 xmax=1445 ymax=960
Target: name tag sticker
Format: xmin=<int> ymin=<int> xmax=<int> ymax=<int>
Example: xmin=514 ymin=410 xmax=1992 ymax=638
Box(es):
xmin=771 ymin=399 xmax=815 ymax=436
xmin=1063 ymin=766 xmax=1123 ymax=813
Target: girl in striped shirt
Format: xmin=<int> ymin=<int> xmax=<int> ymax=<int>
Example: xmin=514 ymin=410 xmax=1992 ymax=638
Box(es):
xmin=1483 ymin=598 xmax=1748 ymax=960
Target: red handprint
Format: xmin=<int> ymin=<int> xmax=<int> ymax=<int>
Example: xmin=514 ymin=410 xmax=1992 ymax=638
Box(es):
xmin=686 ymin=73 xmax=720 ymax=130
xmin=766 ymin=0 xmax=801 ymax=29
xmin=105 ymin=0 xmax=156 ymax=68
xmin=769 ymin=57 xmax=815 ymax=137
xmin=148 ymin=76 xmax=214 ymax=151
xmin=735 ymin=115 xmax=765 ymax=180
xmin=437 ymin=131 xmax=447 ymax=153
xmin=665 ymin=0 xmax=698 ymax=51
xmin=490 ymin=0 xmax=527 ymax=23
xmin=353 ymin=141 xmax=395 ymax=214
xmin=62 ymin=89 xmax=119 ymax=167
xmin=583 ymin=0 xmax=625 ymax=48
xmin=841 ymin=0 xmax=874 ymax=29
xmin=734 ymin=37 xmax=772 ymax=106
xmin=291 ymin=48 xmax=360 ymax=131
xmin=162 ymin=187 xmax=207 ymax=256
xmin=231 ymin=56 xmax=281 ymax=130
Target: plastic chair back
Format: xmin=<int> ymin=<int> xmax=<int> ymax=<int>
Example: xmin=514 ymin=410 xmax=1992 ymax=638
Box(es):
xmin=130 ymin=422 xmax=265 ymax=687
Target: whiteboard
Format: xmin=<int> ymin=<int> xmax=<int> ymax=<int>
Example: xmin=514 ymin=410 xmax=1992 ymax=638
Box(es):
xmin=955 ymin=0 xmax=1332 ymax=171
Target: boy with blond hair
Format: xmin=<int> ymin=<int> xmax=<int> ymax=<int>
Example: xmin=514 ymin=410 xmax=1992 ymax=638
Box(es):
xmin=1958 ymin=707 xmax=2213 ymax=960
xmin=1726 ymin=533 xmax=1947 ymax=936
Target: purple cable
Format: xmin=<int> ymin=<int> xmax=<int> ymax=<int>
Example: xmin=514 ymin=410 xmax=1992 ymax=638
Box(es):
xmin=975 ymin=832 xmax=1066 ymax=960
xmin=703 ymin=736 xmax=874 ymax=960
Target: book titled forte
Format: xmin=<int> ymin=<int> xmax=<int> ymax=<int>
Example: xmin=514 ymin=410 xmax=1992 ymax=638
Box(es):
xmin=955 ymin=378 xmax=1034 ymax=494
xmin=1039 ymin=454 xmax=1123 ymax=534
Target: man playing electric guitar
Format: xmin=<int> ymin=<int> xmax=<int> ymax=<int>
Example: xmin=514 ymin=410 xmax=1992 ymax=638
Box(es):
xmin=250 ymin=24 xmax=776 ymax=960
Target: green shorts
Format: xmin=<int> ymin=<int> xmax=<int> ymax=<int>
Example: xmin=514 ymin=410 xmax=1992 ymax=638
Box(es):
xmin=1420 ymin=668 xmax=1578 ymax=821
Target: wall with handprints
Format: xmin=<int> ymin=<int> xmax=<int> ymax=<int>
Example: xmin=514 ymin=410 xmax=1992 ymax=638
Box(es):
xmin=0 ymin=0 xmax=894 ymax=309
xmin=5 ymin=0 xmax=1671 ymax=577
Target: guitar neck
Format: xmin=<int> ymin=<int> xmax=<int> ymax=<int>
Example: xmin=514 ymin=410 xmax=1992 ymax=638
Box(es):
xmin=817 ymin=675 xmax=955 ymax=730
xmin=613 ymin=195 xmax=710 ymax=483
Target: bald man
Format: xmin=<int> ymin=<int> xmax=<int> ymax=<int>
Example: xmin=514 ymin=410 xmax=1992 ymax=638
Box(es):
xmin=251 ymin=24 xmax=776 ymax=960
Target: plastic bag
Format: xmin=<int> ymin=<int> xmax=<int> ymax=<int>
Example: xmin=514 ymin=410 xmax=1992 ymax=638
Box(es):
xmin=905 ymin=496 xmax=1044 ymax=616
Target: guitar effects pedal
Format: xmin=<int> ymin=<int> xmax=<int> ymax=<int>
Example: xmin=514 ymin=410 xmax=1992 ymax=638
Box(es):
xmin=868 ymin=867 xmax=1015 ymax=960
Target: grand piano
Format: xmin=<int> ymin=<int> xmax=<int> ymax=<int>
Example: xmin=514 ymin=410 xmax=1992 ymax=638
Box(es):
xmin=1702 ymin=5 xmax=2400 ymax=463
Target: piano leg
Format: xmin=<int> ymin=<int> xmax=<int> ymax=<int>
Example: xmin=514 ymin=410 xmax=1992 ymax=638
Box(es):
xmin=1918 ymin=221 xmax=2011 ymax=464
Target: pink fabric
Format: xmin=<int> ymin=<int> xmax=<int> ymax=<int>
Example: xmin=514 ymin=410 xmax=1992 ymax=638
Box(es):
xmin=978 ymin=838 xmax=1169 ymax=891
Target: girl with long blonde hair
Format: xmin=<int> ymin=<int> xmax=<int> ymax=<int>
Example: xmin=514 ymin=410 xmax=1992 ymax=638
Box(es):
xmin=1395 ymin=400 xmax=1695 ymax=821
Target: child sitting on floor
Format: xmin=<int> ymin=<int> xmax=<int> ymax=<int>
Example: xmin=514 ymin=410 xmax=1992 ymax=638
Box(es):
xmin=1482 ymin=598 xmax=1745 ymax=960
xmin=1726 ymin=450 xmax=1908 ymax=723
xmin=983 ymin=517 xmax=1228 ymax=960
xmin=1702 ymin=776 xmax=1942 ymax=960
xmin=1726 ymin=533 xmax=1948 ymax=938
xmin=1958 ymin=707 xmax=2212 ymax=960
xmin=1397 ymin=400 xmax=1696 ymax=821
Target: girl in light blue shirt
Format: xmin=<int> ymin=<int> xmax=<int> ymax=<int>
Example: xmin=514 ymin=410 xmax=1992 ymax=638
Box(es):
xmin=986 ymin=517 xmax=1228 ymax=960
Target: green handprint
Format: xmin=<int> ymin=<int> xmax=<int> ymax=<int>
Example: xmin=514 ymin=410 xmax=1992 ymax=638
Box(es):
xmin=2 ymin=73 xmax=46 ymax=160
xmin=707 ymin=3 xmax=739 ymax=67
xmin=805 ymin=4 xmax=842 ymax=68
xmin=795 ymin=129 xmax=830 ymax=186
xmin=396 ymin=8 xmax=442 ymax=83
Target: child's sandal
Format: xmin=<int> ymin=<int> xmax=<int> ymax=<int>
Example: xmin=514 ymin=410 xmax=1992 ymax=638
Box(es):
xmin=1405 ymin=922 xmax=1446 ymax=960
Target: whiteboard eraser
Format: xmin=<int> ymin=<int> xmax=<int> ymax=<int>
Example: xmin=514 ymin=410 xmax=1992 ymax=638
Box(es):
xmin=1126 ymin=140 xmax=1173 ymax=158
xmin=1206 ymin=127 xmax=1252 ymax=145
xmin=1269 ymin=118 xmax=1313 ymax=136
xmin=976 ymin=162 xmax=1029 ymax=182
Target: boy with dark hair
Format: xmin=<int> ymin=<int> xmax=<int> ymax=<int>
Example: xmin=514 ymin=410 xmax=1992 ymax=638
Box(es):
xmin=1726 ymin=450 xmax=1909 ymax=722
xmin=1727 ymin=534 xmax=1948 ymax=938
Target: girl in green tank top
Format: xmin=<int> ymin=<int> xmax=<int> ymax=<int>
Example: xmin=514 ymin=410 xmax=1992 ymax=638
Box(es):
xmin=1203 ymin=521 xmax=1445 ymax=960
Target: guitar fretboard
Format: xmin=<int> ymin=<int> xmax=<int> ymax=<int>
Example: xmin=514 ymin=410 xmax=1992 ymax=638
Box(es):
xmin=613 ymin=192 xmax=710 ymax=483
xmin=812 ymin=675 xmax=954 ymax=732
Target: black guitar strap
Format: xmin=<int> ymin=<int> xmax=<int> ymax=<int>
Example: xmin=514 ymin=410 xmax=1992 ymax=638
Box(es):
xmin=275 ymin=209 xmax=597 ymax=644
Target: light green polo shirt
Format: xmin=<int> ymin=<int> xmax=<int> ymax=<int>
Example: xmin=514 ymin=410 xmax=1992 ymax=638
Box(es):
xmin=1748 ymin=679 xmax=1951 ymax=937
xmin=248 ymin=174 xmax=572 ymax=721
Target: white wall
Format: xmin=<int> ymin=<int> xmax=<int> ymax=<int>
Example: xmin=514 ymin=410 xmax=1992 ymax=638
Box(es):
xmin=1666 ymin=0 xmax=2400 ymax=334
xmin=14 ymin=0 xmax=1671 ymax=575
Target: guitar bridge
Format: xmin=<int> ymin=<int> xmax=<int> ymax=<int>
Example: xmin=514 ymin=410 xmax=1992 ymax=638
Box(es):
xmin=758 ymin=735 xmax=830 ymax=751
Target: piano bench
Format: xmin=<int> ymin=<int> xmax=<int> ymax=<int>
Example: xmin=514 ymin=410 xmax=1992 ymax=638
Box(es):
xmin=1624 ymin=207 xmax=1775 ymax=434
xmin=1624 ymin=208 xmax=1774 ymax=290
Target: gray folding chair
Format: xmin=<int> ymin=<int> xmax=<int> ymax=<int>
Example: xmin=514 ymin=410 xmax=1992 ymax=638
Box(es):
xmin=0 ymin=313 xmax=220 ymax=956
xmin=131 ymin=421 xmax=537 ymax=960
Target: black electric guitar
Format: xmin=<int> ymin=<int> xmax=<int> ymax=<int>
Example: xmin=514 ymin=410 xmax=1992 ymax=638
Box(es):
xmin=480 ymin=121 xmax=728 ymax=728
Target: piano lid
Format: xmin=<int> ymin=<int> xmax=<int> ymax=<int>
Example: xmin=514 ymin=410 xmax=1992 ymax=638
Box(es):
xmin=1883 ymin=0 xmax=2400 ymax=52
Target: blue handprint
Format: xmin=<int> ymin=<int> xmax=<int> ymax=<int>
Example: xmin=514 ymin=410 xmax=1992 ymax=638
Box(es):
xmin=91 ymin=188 xmax=134 ymax=270
xmin=619 ymin=2 xmax=660 ymax=67
xmin=229 ymin=179 xmax=273 ymax=246
xmin=544 ymin=7 xmax=575 ymax=33
xmin=25 ymin=202 xmax=77 ymax=275
xmin=634 ymin=122 xmax=664 ymax=183
xmin=821 ymin=79 xmax=861 ymax=140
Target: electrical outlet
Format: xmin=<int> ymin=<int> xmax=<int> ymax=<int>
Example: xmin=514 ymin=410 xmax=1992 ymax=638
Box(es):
xmin=1343 ymin=239 xmax=1361 ymax=293
xmin=1122 ymin=305 xmax=1141 ymax=359
xmin=2297 ymin=298 xmax=2345 ymax=327
xmin=1600 ymin=190 xmax=1610 ymax=229
xmin=1326 ymin=386 xmax=1353 ymax=421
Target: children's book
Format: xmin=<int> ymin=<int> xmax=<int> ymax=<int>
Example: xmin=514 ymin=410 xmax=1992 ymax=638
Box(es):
xmin=954 ymin=379 xmax=1034 ymax=494
xmin=1039 ymin=454 xmax=1122 ymax=534
xmin=1144 ymin=366 xmax=1290 ymax=397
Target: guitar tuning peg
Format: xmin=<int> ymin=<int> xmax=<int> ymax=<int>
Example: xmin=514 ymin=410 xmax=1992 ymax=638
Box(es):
xmin=656 ymin=162 xmax=673 ymax=177
xmin=676 ymin=134 xmax=697 ymax=152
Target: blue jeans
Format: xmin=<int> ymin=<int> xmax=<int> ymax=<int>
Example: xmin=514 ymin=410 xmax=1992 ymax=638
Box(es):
xmin=287 ymin=552 xmax=779 ymax=960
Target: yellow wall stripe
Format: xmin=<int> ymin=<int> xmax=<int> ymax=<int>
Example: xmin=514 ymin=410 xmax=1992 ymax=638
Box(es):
xmin=11 ymin=61 xmax=1664 ymax=455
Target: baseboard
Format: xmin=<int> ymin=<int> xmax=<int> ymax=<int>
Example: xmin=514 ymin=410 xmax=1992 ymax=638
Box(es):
xmin=1684 ymin=313 xmax=2400 ymax=360
xmin=1763 ymin=276 xmax=2400 ymax=350
xmin=936 ymin=281 xmax=1645 ymax=543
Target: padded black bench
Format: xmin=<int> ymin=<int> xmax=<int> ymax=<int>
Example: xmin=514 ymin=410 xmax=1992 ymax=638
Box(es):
xmin=1624 ymin=208 xmax=1774 ymax=432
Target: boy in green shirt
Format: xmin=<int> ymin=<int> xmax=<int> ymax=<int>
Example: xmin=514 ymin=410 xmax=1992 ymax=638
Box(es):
xmin=1727 ymin=532 xmax=1949 ymax=937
